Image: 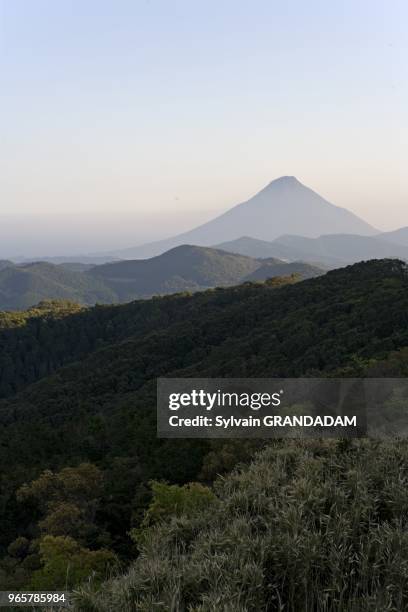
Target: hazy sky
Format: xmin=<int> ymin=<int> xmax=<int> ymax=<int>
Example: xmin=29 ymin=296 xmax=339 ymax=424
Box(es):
xmin=1 ymin=0 xmax=407 ymax=255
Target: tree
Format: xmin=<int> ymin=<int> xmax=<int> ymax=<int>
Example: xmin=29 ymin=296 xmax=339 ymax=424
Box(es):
xmin=17 ymin=464 xmax=106 ymax=547
xmin=30 ymin=536 xmax=116 ymax=590
xmin=133 ymin=480 xmax=216 ymax=546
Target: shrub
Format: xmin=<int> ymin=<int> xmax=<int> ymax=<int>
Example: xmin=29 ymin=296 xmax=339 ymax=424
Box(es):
xmin=74 ymin=439 xmax=408 ymax=611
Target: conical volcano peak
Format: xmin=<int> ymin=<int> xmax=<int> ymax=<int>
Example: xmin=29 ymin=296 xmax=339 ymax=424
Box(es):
xmin=253 ymin=175 xmax=307 ymax=201
xmin=273 ymin=175 xmax=298 ymax=183
xmin=265 ymin=176 xmax=301 ymax=189
xmin=109 ymin=177 xmax=377 ymax=259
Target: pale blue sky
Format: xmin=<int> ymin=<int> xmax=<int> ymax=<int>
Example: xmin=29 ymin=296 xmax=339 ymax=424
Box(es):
xmin=0 ymin=0 xmax=407 ymax=254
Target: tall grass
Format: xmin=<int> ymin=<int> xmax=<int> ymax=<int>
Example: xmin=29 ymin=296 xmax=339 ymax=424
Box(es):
xmin=73 ymin=439 xmax=408 ymax=611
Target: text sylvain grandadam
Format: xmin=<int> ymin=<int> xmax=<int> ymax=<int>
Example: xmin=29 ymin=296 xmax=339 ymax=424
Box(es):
xmin=167 ymin=390 xmax=357 ymax=428
xmin=168 ymin=415 xmax=357 ymax=428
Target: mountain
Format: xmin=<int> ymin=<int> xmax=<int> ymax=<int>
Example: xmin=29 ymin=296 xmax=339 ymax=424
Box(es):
xmin=273 ymin=233 xmax=408 ymax=266
xmin=215 ymin=236 xmax=295 ymax=259
xmin=13 ymin=255 xmax=120 ymax=265
xmin=0 ymin=262 xmax=116 ymax=310
xmin=9 ymin=228 xmax=406 ymax=311
xmin=217 ymin=233 xmax=408 ymax=267
xmin=58 ymin=262 xmax=96 ymax=273
xmin=215 ymin=235 xmax=337 ymax=263
xmin=89 ymin=245 xmax=327 ymax=301
xmin=88 ymin=245 xmax=263 ymax=301
xmin=380 ymin=227 xmax=408 ymax=247
xmin=107 ymin=177 xmax=377 ymax=259
xmin=0 ymin=246 xmax=326 ymax=310
xmin=244 ymin=259 xmax=324 ymax=281
xmin=1 ymin=260 xmax=408 ymax=593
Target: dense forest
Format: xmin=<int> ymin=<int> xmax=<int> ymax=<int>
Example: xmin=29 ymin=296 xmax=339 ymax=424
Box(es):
xmin=1 ymin=259 xmax=408 ymax=609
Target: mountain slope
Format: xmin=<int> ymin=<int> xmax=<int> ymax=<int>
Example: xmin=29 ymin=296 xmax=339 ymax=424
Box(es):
xmin=217 ymin=233 xmax=408 ymax=267
xmin=380 ymin=227 xmax=408 ymax=247
xmin=108 ymin=177 xmax=376 ymax=259
xmin=1 ymin=259 xmax=408 ymax=589
xmin=244 ymin=260 xmax=324 ymax=281
xmin=215 ymin=236 xmax=342 ymax=264
xmin=0 ymin=262 xmax=116 ymax=310
xmin=1 ymin=259 xmax=408 ymax=425
xmin=89 ymin=245 xmax=263 ymax=300
xmin=14 ymin=255 xmax=119 ymax=265
xmin=274 ymin=233 xmax=408 ymax=266
xmin=58 ymin=262 xmax=96 ymax=273
xmin=215 ymin=236 xmax=296 ymax=260
xmin=1 ymin=260 xmax=408 ymax=470
xmin=0 ymin=246 xmax=325 ymax=310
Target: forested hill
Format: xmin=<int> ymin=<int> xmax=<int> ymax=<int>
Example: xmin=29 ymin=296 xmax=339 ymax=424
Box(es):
xmin=1 ymin=259 xmax=408 ymax=592
xmin=0 ymin=246 xmax=324 ymax=310
xmin=0 ymin=262 xmax=116 ymax=310
xmin=1 ymin=258 xmax=407 ymax=402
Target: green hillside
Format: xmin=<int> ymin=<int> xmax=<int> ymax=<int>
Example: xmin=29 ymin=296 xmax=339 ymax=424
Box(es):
xmin=0 ymin=246 xmax=325 ymax=310
xmin=244 ymin=259 xmax=324 ymax=281
xmin=89 ymin=244 xmax=262 ymax=300
xmin=0 ymin=259 xmax=408 ymax=597
xmin=0 ymin=262 xmax=115 ymax=310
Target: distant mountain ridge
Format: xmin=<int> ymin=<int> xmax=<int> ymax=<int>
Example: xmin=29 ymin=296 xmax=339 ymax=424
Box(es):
xmin=215 ymin=236 xmax=336 ymax=264
xmin=244 ymin=259 xmax=325 ymax=281
xmin=88 ymin=245 xmax=324 ymax=301
xmin=8 ymin=177 xmax=407 ymax=266
xmin=380 ymin=227 xmax=408 ymax=247
xmin=107 ymin=176 xmax=377 ymax=259
xmin=217 ymin=233 xmax=408 ymax=267
xmin=0 ymin=246 xmax=325 ymax=311
xmin=275 ymin=234 xmax=408 ymax=266
xmin=3 ymin=177 xmax=407 ymax=308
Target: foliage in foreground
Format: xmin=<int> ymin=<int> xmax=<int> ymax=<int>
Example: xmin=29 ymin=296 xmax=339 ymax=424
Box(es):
xmin=75 ymin=439 xmax=408 ymax=612
xmin=31 ymin=535 xmax=116 ymax=591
